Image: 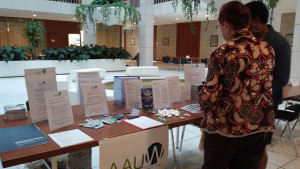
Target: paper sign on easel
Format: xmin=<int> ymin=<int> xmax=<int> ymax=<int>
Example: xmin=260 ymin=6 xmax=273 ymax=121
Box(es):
xmin=45 ymin=90 xmax=74 ymax=131
xmin=25 ymin=67 xmax=57 ymax=123
xmin=124 ymin=79 xmax=143 ymax=110
xmin=166 ymin=76 xmax=183 ymax=104
xmin=81 ymin=84 xmax=109 ymax=117
xmin=184 ymin=64 xmax=206 ymax=100
xmin=152 ymin=80 xmax=171 ymax=110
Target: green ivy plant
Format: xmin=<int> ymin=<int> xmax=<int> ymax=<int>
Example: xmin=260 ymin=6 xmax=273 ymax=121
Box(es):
xmin=23 ymin=19 xmax=44 ymax=59
xmin=172 ymin=0 xmax=217 ymax=30
xmin=0 ymin=46 xmax=33 ymax=62
xmin=75 ymin=0 xmax=141 ymax=31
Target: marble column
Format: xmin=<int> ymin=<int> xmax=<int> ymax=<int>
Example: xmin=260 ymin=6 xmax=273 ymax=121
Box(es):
xmin=291 ymin=0 xmax=300 ymax=80
xmin=81 ymin=0 xmax=97 ymax=46
xmin=139 ymin=0 xmax=154 ymax=66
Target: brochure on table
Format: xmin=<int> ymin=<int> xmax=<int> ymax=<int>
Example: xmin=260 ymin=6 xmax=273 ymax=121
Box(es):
xmin=81 ymin=83 xmax=108 ymax=117
xmin=152 ymin=80 xmax=171 ymax=110
xmin=77 ymin=71 xmax=102 ymax=105
xmin=123 ymin=116 xmax=164 ymax=130
xmin=166 ymin=76 xmax=183 ymax=103
xmin=45 ymin=90 xmax=74 ymax=132
xmin=0 ymin=125 xmax=49 ymax=152
xmin=124 ymin=79 xmax=143 ymax=110
xmin=49 ymin=129 xmax=93 ymax=148
xmin=141 ymin=88 xmax=153 ymax=113
xmin=25 ymin=67 xmax=57 ymax=123
xmin=113 ymin=76 xmax=140 ymax=107
xmin=184 ymin=64 xmax=206 ymax=100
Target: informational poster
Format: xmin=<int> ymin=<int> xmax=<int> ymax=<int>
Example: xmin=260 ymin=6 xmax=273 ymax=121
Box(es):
xmin=25 ymin=67 xmax=57 ymax=123
xmin=113 ymin=76 xmax=140 ymax=107
xmin=99 ymin=126 xmax=168 ymax=169
xmin=77 ymin=71 xmax=102 ymax=105
xmin=184 ymin=64 xmax=206 ymax=100
xmin=45 ymin=90 xmax=74 ymax=132
xmin=81 ymin=84 xmax=108 ymax=117
xmin=124 ymin=79 xmax=143 ymax=110
xmin=152 ymin=80 xmax=171 ymax=110
xmin=166 ymin=76 xmax=183 ymax=104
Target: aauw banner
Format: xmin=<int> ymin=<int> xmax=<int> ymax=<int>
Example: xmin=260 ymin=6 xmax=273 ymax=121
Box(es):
xmin=99 ymin=125 xmax=168 ymax=169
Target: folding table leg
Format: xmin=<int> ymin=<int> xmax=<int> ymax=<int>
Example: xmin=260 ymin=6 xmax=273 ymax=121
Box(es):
xmin=176 ymin=127 xmax=180 ymax=149
xmin=179 ymin=125 xmax=186 ymax=151
xmin=52 ymin=156 xmax=58 ymax=169
xmin=42 ymin=156 xmax=57 ymax=169
xmin=170 ymin=129 xmax=177 ymax=161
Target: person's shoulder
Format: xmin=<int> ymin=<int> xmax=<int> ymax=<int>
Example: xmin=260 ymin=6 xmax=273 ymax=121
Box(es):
xmin=266 ymin=27 xmax=289 ymax=47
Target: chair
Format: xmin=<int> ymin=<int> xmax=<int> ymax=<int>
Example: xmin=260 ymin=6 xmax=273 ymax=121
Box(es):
xmin=172 ymin=58 xmax=180 ymax=71
xmin=162 ymin=56 xmax=171 ymax=69
xmin=180 ymin=58 xmax=189 ymax=71
xmin=275 ymin=103 xmax=300 ymax=156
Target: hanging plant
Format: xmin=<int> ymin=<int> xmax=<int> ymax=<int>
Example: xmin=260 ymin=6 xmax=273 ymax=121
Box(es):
xmin=75 ymin=0 xmax=141 ymax=31
xmin=172 ymin=0 xmax=217 ymax=30
xmin=23 ymin=19 xmax=44 ymax=59
xmin=254 ymin=0 xmax=279 ymax=24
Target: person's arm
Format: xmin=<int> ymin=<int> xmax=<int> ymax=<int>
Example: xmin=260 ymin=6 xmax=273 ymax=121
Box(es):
xmin=199 ymin=48 xmax=224 ymax=112
xmin=272 ymin=40 xmax=291 ymax=93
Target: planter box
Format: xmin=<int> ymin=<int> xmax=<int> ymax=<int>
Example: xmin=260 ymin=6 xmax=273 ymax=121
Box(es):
xmin=0 ymin=59 xmax=126 ymax=77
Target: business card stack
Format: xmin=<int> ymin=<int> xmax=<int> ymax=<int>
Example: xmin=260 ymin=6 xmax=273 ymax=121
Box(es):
xmin=4 ymin=104 xmax=27 ymax=121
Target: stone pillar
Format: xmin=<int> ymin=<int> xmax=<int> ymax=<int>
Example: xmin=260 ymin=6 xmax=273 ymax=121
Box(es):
xmin=81 ymin=18 xmax=97 ymax=46
xmin=81 ymin=0 xmax=97 ymax=46
xmin=139 ymin=0 xmax=154 ymax=66
xmin=291 ymin=0 xmax=300 ymax=79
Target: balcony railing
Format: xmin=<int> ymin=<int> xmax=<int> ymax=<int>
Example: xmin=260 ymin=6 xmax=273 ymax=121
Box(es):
xmin=154 ymin=0 xmax=172 ymax=4
xmin=47 ymin=0 xmax=82 ymax=4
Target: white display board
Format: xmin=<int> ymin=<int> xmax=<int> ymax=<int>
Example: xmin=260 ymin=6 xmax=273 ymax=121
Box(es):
xmin=99 ymin=126 xmax=168 ymax=169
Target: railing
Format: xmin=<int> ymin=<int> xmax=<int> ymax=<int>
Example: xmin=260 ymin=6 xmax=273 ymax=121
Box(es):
xmin=154 ymin=0 xmax=172 ymax=4
xmin=47 ymin=0 xmax=82 ymax=4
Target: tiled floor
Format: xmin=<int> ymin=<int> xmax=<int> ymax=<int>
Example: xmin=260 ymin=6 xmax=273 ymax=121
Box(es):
xmin=1 ymin=67 xmax=300 ymax=169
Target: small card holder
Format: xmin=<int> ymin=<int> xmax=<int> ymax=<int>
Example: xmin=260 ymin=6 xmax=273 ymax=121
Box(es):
xmin=4 ymin=104 xmax=27 ymax=121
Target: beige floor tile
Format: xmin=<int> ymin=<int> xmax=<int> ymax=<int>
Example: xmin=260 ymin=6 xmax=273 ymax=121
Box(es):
xmin=266 ymin=162 xmax=281 ymax=169
xmin=267 ymin=151 xmax=296 ymax=167
xmin=282 ymin=157 xmax=300 ymax=169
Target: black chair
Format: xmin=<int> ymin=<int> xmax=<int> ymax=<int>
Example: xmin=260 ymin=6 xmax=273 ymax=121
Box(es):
xmin=275 ymin=103 xmax=300 ymax=156
xmin=180 ymin=58 xmax=189 ymax=71
xmin=172 ymin=58 xmax=180 ymax=71
xmin=162 ymin=56 xmax=171 ymax=69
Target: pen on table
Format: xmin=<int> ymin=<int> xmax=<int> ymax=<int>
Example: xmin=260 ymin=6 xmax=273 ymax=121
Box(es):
xmin=156 ymin=116 xmax=168 ymax=122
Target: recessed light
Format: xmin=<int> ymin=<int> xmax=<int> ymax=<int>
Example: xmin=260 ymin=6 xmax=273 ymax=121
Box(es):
xmin=134 ymin=22 xmax=136 ymax=25
xmin=33 ymin=14 xmax=37 ymax=17
xmin=73 ymin=18 xmax=76 ymax=20
xmin=6 ymin=28 xmax=9 ymax=32
xmin=176 ymin=18 xmax=179 ymax=20
xmin=153 ymin=20 xmax=155 ymax=23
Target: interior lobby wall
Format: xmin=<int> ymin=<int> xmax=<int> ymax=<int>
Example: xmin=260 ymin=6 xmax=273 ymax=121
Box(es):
xmin=97 ymin=24 xmax=121 ymax=48
xmin=125 ymin=28 xmax=139 ymax=58
xmin=280 ymin=13 xmax=296 ymax=37
xmin=156 ymin=24 xmax=177 ymax=61
xmin=45 ymin=20 xmax=80 ymax=49
xmin=200 ymin=20 xmax=225 ymax=59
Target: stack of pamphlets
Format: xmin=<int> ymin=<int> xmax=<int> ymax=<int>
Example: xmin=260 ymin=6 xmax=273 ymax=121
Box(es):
xmin=4 ymin=104 xmax=27 ymax=121
xmin=180 ymin=104 xmax=200 ymax=114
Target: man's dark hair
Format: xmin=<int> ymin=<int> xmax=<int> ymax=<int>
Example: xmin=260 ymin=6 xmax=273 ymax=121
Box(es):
xmin=218 ymin=1 xmax=251 ymax=31
xmin=246 ymin=1 xmax=269 ymax=24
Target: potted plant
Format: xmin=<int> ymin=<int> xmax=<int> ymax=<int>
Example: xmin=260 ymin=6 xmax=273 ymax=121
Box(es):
xmin=23 ymin=19 xmax=44 ymax=59
xmin=0 ymin=45 xmax=33 ymax=62
xmin=75 ymin=0 xmax=141 ymax=31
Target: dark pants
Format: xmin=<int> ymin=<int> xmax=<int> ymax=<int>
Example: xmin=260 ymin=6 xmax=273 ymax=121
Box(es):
xmin=202 ymin=132 xmax=269 ymax=169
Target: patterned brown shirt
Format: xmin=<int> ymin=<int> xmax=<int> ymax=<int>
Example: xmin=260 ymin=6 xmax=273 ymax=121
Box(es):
xmin=199 ymin=29 xmax=275 ymax=137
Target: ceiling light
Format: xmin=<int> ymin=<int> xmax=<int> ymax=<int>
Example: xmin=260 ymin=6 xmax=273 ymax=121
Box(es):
xmin=73 ymin=18 xmax=76 ymax=20
xmin=33 ymin=14 xmax=37 ymax=17
xmin=176 ymin=18 xmax=179 ymax=20
xmin=153 ymin=20 xmax=155 ymax=23
xmin=134 ymin=22 xmax=136 ymax=25
xmin=6 ymin=28 xmax=9 ymax=32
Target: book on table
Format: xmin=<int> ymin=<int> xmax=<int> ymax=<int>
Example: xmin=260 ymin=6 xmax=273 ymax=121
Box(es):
xmin=0 ymin=124 xmax=49 ymax=152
